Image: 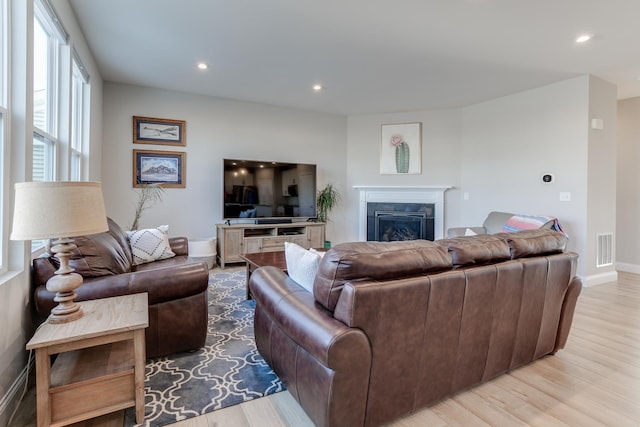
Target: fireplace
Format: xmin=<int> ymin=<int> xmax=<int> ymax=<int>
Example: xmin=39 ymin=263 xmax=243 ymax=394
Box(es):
xmin=367 ymin=203 xmax=434 ymax=241
xmin=355 ymin=186 xmax=451 ymax=241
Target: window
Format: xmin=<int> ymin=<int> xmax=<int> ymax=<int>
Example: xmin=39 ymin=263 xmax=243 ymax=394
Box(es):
xmin=30 ymin=2 xmax=91 ymax=252
xmin=70 ymin=52 xmax=89 ymax=180
xmin=32 ymin=0 xmax=68 ymax=180
xmin=32 ymin=0 xmax=68 ymax=251
xmin=33 ymin=3 xmax=61 ymax=135
xmin=32 ymin=133 xmax=54 ymax=182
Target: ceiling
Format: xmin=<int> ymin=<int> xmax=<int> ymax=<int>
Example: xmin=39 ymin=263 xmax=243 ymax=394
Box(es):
xmin=69 ymin=0 xmax=640 ymax=116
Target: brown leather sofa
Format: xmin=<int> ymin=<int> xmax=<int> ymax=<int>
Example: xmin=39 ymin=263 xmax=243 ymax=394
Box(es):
xmin=32 ymin=218 xmax=209 ymax=359
xmin=250 ymin=229 xmax=582 ymax=427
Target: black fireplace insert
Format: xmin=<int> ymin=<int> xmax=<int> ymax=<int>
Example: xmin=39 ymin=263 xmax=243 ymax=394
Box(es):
xmin=367 ymin=202 xmax=435 ymax=241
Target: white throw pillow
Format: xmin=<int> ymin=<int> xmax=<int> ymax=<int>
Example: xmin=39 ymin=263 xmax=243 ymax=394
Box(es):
xmin=464 ymin=228 xmax=478 ymax=236
xmin=126 ymin=225 xmax=176 ymax=266
xmin=309 ymin=248 xmax=326 ymax=258
xmin=284 ymin=242 xmax=321 ymax=293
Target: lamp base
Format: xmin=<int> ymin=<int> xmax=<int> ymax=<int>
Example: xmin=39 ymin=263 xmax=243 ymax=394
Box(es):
xmin=46 ymin=238 xmax=85 ymax=324
xmin=49 ymin=308 xmax=83 ymax=324
xmin=48 ymin=290 xmax=83 ymax=324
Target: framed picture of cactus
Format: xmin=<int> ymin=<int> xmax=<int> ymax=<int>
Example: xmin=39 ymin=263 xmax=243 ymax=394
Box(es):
xmin=380 ymin=122 xmax=422 ymax=174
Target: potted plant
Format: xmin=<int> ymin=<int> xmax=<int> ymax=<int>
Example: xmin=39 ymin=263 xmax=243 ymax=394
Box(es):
xmin=316 ymin=183 xmax=340 ymax=248
xmin=130 ymin=184 xmax=165 ymax=230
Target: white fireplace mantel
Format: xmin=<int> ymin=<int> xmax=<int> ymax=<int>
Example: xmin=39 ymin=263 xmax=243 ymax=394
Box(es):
xmin=353 ymin=185 xmax=453 ymax=241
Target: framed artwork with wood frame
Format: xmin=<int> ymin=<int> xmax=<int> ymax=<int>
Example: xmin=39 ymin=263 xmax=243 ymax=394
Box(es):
xmin=132 ymin=116 xmax=186 ymax=146
xmin=133 ymin=149 xmax=186 ymax=188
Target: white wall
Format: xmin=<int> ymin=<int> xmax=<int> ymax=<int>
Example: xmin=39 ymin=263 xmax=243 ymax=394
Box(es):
xmin=616 ymin=97 xmax=640 ymax=273
xmin=344 ymin=110 xmax=463 ymax=242
xmin=585 ymin=76 xmax=617 ymax=283
xmin=458 ymin=75 xmax=618 ymax=279
xmin=345 ymin=76 xmax=618 ymax=278
xmin=101 ymin=83 xmax=348 ymax=242
xmin=460 ymin=77 xmax=590 ymax=273
xmin=0 ymin=3 xmax=33 ymax=424
xmin=100 ymin=74 xmax=617 ymax=279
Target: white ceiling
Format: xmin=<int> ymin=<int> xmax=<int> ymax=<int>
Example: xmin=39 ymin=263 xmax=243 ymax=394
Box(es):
xmin=69 ymin=0 xmax=640 ymax=116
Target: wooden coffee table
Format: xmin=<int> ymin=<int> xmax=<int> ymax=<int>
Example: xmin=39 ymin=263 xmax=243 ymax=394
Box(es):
xmin=240 ymin=251 xmax=287 ymax=299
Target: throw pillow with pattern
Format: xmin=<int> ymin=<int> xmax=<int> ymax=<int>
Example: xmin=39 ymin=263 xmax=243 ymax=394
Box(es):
xmin=126 ymin=225 xmax=176 ymax=266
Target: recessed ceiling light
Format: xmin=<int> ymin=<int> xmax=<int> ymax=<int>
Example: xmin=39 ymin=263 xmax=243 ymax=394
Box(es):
xmin=197 ymin=62 xmax=208 ymax=70
xmin=575 ymin=34 xmax=592 ymax=43
xmin=313 ymin=84 xmax=323 ymax=92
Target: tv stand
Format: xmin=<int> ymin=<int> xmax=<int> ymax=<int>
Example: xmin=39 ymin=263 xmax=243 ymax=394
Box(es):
xmin=216 ymin=222 xmax=326 ymax=268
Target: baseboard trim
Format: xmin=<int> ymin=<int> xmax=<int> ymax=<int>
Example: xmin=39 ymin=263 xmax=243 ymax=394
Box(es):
xmin=616 ymin=262 xmax=640 ymax=275
xmin=0 ymin=352 xmax=33 ymax=426
xmin=582 ymin=271 xmax=618 ymax=287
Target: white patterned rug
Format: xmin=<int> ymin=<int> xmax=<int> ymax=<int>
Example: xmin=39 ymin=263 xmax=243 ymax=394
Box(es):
xmin=124 ymin=267 xmax=285 ymax=426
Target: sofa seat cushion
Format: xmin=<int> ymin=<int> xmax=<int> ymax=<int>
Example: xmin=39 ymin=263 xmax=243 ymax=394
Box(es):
xmin=131 ymin=254 xmax=191 ymax=272
xmin=314 ymin=240 xmax=451 ymax=312
xmin=436 ymin=234 xmax=511 ymax=268
xmin=496 ymin=229 xmax=568 ymax=259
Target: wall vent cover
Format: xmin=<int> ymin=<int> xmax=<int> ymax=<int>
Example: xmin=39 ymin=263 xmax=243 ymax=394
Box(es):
xmin=596 ymin=233 xmax=613 ymax=268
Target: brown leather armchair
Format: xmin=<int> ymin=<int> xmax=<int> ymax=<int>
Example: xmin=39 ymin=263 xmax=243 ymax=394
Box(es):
xmin=31 ymin=218 xmax=209 ymax=359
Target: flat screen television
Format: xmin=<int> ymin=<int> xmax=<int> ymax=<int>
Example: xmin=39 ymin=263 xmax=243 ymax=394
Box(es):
xmin=223 ymin=158 xmax=317 ymax=221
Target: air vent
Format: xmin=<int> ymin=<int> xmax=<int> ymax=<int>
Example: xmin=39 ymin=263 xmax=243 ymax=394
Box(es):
xmin=596 ymin=233 xmax=613 ymax=267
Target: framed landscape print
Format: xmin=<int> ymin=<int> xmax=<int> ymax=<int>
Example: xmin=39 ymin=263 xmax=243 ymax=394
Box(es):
xmin=380 ymin=122 xmax=422 ymax=174
xmin=133 ymin=116 xmax=186 ymax=146
xmin=133 ymin=149 xmax=186 ymax=188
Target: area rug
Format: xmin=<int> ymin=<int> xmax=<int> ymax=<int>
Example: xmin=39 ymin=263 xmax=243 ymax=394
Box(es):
xmin=124 ymin=267 xmax=285 ymax=426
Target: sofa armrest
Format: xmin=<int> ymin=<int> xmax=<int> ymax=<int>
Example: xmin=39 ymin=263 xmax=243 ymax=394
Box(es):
xmin=250 ymin=266 xmax=371 ymax=427
xmin=34 ymin=261 xmax=209 ymax=316
xmin=446 ymin=226 xmax=486 ymax=238
xmin=250 ymin=266 xmax=371 ymax=368
xmin=128 ymin=261 xmax=209 ymax=304
xmin=169 ymin=237 xmax=189 ymax=256
xmin=553 ymin=275 xmax=582 ymax=352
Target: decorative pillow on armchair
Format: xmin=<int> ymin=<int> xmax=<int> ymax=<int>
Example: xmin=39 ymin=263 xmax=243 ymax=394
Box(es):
xmin=126 ymin=225 xmax=176 ymax=266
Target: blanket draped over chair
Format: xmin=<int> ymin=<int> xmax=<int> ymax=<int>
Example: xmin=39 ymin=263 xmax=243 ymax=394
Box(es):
xmin=502 ymin=214 xmax=567 ymax=237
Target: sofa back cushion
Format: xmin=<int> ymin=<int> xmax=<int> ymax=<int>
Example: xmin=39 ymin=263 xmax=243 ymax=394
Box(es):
xmin=436 ymin=234 xmax=511 ymax=267
xmin=496 ymin=229 xmax=568 ymax=259
xmin=106 ymin=217 xmax=133 ymax=265
xmin=314 ymin=240 xmax=451 ymax=312
xmin=52 ymin=232 xmax=131 ymax=277
xmin=48 ymin=217 xmax=131 ymax=277
xmin=331 ymin=251 xmax=578 ymax=426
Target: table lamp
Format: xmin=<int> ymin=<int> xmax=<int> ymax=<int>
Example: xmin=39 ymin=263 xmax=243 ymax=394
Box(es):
xmin=10 ymin=181 xmax=108 ymax=323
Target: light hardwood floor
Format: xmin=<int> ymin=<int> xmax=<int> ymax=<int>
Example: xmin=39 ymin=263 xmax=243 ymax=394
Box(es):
xmin=11 ymin=273 xmax=640 ymax=427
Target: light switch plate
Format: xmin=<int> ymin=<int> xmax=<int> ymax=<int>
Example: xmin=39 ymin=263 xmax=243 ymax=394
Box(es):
xmin=559 ymin=192 xmax=571 ymax=202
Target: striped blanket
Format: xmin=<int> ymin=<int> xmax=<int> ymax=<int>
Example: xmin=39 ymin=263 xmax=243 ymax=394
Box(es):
xmin=502 ymin=214 xmax=568 ymax=237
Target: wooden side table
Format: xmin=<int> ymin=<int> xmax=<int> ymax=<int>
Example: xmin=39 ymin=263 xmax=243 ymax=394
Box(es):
xmin=26 ymin=293 xmax=149 ymax=426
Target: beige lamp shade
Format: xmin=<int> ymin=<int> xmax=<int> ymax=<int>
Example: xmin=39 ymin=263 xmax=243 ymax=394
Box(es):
xmin=10 ymin=181 xmax=108 ymax=240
